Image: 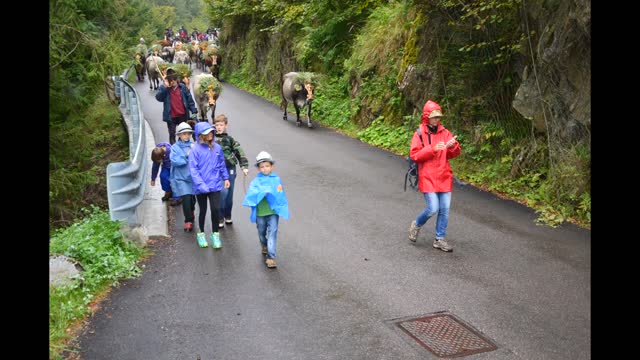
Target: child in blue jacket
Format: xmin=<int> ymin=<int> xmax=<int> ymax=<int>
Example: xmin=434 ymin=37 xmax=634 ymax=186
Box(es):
xmin=170 ymin=122 xmax=196 ymax=232
xmin=242 ymin=151 xmax=289 ymax=268
xmin=189 ymin=122 xmax=229 ymax=249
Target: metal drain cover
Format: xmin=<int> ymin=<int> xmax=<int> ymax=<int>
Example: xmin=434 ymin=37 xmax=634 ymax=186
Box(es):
xmin=387 ymin=312 xmax=497 ymax=358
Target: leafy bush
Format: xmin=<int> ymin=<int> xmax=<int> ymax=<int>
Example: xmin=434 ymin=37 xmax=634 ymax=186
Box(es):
xmin=49 ymin=207 xmax=147 ymax=359
xmin=49 ymin=94 xmax=128 ymax=231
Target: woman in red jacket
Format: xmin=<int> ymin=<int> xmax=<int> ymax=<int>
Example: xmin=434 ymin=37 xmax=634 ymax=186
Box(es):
xmin=408 ymin=100 xmax=461 ymax=251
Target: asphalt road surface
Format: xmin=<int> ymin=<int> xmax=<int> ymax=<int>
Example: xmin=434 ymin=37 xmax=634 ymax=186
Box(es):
xmin=77 ymin=69 xmax=590 ymax=359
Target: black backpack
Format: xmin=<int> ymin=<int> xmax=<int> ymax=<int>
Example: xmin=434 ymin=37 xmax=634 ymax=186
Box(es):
xmin=404 ymin=128 xmax=427 ymax=192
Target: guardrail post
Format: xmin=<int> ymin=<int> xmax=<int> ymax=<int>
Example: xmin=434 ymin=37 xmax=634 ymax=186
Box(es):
xmin=130 ymin=97 xmax=140 ymax=159
xmin=112 ymin=76 xmax=121 ymax=99
xmin=124 ymin=87 xmax=132 ymax=115
xmin=120 ymin=88 xmax=127 ymax=112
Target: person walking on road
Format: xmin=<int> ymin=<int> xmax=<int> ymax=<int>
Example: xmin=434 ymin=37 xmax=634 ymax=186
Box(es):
xmin=150 ymin=142 xmax=180 ymax=205
xmin=155 ymin=68 xmax=197 ymax=145
xmin=170 ymin=122 xmax=197 ymax=232
xmin=408 ymin=100 xmax=461 ymax=251
xmin=189 ymin=122 xmax=229 ymax=249
xmin=242 ymin=151 xmax=289 ymax=268
xmin=213 ymin=114 xmax=249 ymax=228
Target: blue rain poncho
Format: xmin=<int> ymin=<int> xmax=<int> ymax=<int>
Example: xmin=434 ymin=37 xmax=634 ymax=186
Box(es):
xmin=242 ymin=172 xmax=290 ymax=223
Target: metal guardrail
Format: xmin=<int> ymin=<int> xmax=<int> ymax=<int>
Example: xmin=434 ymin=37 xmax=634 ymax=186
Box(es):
xmin=107 ymin=66 xmax=147 ymax=224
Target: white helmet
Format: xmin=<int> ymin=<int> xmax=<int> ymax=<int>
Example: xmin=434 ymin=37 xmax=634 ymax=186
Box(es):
xmin=255 ymin=151 xmax=274 ymax=166
xmin=139 ymin=37 xmax=145 ymax=43
xmin=176 ymin=122 xmax=194 ymax=135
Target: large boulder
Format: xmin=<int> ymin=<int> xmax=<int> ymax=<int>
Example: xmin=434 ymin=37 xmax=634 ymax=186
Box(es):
xmin=49 ymin=255 xmax=83 ymax=288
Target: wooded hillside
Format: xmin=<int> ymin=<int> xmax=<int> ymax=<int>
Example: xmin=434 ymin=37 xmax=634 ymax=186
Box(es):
xmin=205 ymin=0 xmax=590 ymax=228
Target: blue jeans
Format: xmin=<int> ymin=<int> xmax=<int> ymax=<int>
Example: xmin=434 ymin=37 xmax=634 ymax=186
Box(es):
xmin=219 ymin=167 xmax=237 ymax=220
xmin=256 ymin=214 xmax=279 ymax=259
xmin=415 ymin=192 xmax=451 ymax=239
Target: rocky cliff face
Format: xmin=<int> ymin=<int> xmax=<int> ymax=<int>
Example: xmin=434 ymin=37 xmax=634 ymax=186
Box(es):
xmin=398 ymin=0 xmax=590 ymax=145
xmin=512 ymin=0 xmax=591 ymax=142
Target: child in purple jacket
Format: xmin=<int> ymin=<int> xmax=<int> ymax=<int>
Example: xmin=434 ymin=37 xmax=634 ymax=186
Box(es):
xmin=188 ymin=122 xmax=229 ymax=249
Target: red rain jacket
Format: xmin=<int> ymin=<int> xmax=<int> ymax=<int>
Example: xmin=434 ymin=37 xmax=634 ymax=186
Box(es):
xmin=410 ymin=100 xmax=461 ymax=192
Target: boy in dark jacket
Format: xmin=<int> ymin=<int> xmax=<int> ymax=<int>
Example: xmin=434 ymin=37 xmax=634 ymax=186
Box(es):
xmin=213 ymin=114 xmax=249 ymax=228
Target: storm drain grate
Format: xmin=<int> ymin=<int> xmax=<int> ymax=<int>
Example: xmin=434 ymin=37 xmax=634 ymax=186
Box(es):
xmin=388 ymin=312 xmax=497 ymax=358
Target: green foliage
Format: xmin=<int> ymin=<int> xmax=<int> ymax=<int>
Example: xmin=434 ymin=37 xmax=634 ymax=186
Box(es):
xmin=197 ymin=74 xmax=222 ymax=94
xmin=453 ymin=132 xmax=590 ymax=228
xmin=313 ymin=76 xmax=357 ymax=131
xmin=134 ymin=44 xmax=148 ymax=55
xmin=172 ymin=63 xmax=193 ymax=79
xmin=49 ymin=207 xmax=145 ymax=289
xmin=345 ymin=1 xmax=412 ymax=77
xmin=356 ymin=115 xmax=416 ymax=154
xmin=295 ymin=72 xmax=320 ymax=86
xmin=151 ymin=5 xmax=178 ymax=29
xmin=300 ymin=0 xmax=388 ymax=73
xmin=49 ymin=207 xmax=147 ymax=359
xmin=343 ymin=2 xmax=414 ymax=126
xmin=50 ymin=0 xmax=149 ymax=125
xmin=227 ymin=71 xmax=281 ymax=104
xmin=49 ymin=0 xmax=138 ymax=231
xmin=50 ymin=94 xmax=128 ymax=230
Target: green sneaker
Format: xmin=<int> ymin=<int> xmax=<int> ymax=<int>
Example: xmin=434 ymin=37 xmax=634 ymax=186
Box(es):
xmin=196 ymin=232 xmax=208 ymax=248
xmin=211 ymin=232 xmax=222 ymax=248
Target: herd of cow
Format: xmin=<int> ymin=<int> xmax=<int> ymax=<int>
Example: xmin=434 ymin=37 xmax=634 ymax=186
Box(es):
xmin=133 ymin=39 xmax=317 ymax=128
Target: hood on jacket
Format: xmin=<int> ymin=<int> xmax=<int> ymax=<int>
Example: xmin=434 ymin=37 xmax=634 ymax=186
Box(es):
xmin=421 ymin=100 xmax=442 ymax=125
xmin=194 ymin=121 xmax=214 ymax=139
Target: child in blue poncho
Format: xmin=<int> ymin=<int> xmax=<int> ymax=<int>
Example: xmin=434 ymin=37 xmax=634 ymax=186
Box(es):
xmin=242 ymin=151 xmax=289 ymax=268
xmin=170 ymin=122 xmax=196 ymax=232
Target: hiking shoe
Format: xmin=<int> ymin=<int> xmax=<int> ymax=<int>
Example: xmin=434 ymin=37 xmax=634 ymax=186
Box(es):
xmin=218 ymin=219 xmax=225 ymax=228
xmin=196 ymin=232 xmax=208 ymax=248
xmin=261 ymin=245 xmax=268 ymax=255
xmin=433 ymin=239 xmax=453 ymax=252
xmin=225 ymin=218 xmax=233 ymax=224
xmin=211 ymin=232 xmax=222 ymax=248
xmin=408 ymin=220 xmax=420 ymax=242
xmin=265 ymin=258 xmax=277 ymax=268
xmin=183 ymin=222 xmax=193 ymax=232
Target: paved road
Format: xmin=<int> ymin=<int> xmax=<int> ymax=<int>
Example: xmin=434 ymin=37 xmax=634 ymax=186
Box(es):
xmin=77 ymin=69 xmax=590 ymax=359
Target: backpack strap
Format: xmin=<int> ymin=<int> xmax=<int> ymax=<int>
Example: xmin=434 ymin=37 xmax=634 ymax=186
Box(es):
xmin=418 ymin=125 xmax=433 ymax=146
xmin=417 ymin=127 xmax=424 ymax=147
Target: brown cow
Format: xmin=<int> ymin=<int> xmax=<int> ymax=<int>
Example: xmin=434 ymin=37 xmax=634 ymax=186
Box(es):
xmin=281 ymin=72 xmax=316 ymax=128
